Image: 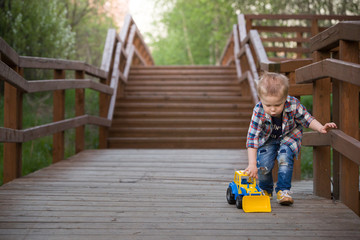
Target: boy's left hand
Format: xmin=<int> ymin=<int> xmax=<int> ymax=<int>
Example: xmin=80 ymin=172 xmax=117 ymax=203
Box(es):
xmin=319 ymin=122 xmax=337 ymax=133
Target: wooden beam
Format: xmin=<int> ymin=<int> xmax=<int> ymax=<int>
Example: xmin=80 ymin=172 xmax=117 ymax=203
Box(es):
xmin=310 ymin=21 xmax=360 ymax=52
xmin=261 ymin=59 xmax=312 ymax=73
xmin=338 ymin=39 xmax=359 ymax=216
xmin=3 ymin=65 xmax=23 ymax=184
xmin=27 ymin=79 xmax=113 ymax=94
xmin=53 ymin=70 xmax=65 ymax=163
xmin=296 ymin=59 xmax=360 ymax=86
xmin=75 ymin=70 xmax=85 ymax=154
xmin=312 ymin=51 xmax=332 ymax=199
xmin=0 ymin=115 xmax=111 ymax=143
xmin=19 ymin=56 xmax=107 ymax=79
xmin=0 ymin=37 xmax=19 ymax=65
xmin=237 ymin=14 xmax=247 ymax=43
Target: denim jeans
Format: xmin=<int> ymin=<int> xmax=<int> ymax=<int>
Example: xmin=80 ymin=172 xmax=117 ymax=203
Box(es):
xmin=256 ymin=138 xmax=294 ymax=194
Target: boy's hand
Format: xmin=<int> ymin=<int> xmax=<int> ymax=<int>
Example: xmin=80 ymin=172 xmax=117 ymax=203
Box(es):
xmin=245 ymin=165 xmax=258 ymax=179
xmin=319 ymin=122 xmax=337 ymax=133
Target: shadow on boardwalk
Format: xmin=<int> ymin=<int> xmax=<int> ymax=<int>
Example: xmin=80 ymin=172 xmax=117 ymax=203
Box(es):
xmin=0 ymin=149 xmax=359 ymax=239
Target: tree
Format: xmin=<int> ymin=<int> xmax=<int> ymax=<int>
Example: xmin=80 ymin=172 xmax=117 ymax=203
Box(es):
xmin=148 ymin=0 xmax=360 ymax=65
xmin=149 ymin=0 xmax=237 ymax=65
xmin=0 ymin=0 xmax=75 ymax=59
xmin=59 ymin=0 xmax=117 ymax=67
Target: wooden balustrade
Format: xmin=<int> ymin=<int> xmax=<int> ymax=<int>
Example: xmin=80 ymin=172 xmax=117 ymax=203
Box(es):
xmin=99 ymin=14 xmax=154 ymax=148
xmin=296 ymin=21 xmax=360 ymax=216
xmin=244 ymin=14 xmax=360 ymax=60
xmin=0 ymin=14 xmax=153 ymax=183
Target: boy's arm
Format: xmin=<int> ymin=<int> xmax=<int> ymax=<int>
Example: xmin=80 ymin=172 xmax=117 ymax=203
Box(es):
xmin=309 ymin=119 xmax=337 ymax=133
xmin=245 ymin=147 xmax=258 ymax=178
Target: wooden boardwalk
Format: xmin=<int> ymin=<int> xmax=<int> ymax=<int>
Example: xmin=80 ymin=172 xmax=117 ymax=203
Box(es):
xmin=0 ymin=149 xmax=359 ymax=240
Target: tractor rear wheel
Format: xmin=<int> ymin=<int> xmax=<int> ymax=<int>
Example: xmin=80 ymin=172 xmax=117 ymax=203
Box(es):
xmin=226 ymin=187 xmax=235 ymax=204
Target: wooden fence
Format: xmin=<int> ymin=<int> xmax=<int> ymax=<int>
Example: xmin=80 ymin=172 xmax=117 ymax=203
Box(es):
xmin=0 ymin=14 xmax=153 ymax=184
xmin=220 ymin=15 xmax=360 ymax=216
xmin=244 ymin=14 xmax=360 ymax=60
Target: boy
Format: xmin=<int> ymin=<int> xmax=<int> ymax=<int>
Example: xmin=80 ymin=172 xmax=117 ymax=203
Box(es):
xmin=245 ymin=72 xmax=337 ymax=205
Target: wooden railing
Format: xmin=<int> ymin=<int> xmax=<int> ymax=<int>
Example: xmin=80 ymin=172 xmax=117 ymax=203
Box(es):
xmin=296 ymin=21 xmax=360 ymax=216
xmin=244 ymin=14 xmax=360 ymax=60
xmin=99 ymin=14 xmax=154 ymax=148
xmin=0 ymin=14 xmax=153 ymax=184
xmin=220 ymin=15 xmax=360 ymax=215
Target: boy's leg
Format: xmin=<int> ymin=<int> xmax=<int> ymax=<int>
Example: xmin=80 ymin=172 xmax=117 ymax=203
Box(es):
xmin=256 ymin=139 xmax=279 ymax=194
xmin=275 ymin=144 xmax=294 ymax=193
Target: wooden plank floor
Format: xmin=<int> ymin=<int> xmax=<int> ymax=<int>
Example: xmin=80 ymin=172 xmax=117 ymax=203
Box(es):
xmin=0 ymin=149 xmax=359 ymax=240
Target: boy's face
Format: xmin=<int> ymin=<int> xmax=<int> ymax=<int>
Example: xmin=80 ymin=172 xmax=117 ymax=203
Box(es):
xmin=260 ymin=95 xmax=286 ymax=118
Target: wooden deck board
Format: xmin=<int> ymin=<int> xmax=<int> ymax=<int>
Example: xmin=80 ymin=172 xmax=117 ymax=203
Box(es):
xmin=0 ymin=149 xmax=359 ymax=240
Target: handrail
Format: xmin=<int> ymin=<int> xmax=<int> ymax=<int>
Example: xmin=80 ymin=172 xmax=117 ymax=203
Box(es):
xmin=302 ymin=130 xmax=360 ymax=166
xmin=0 ymin=60 xmax=113 ymax=94
xmin=296 ymin=58 xmax=360 ymax=85
xmin=310 ymin=21 xmax=360 ymax=52
xmin=99 ymin=14 xmax=153 ymax=148
xmin=19 ymin=56 xmax=108 ymax=79
xmin=0 ymin=115 xmax=111 ymax=143
xmin=1 ymin=14 xmax=154 ymax=184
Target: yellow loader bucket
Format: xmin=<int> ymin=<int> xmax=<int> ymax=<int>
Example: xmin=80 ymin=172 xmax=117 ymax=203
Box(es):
xmin=242 ymin=195 xmax=272 ymax=213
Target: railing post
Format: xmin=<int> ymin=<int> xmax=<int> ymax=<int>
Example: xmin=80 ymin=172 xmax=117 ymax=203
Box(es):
xmin=312 ymin=51 xmax=332 ymax=199
xmin=99 ymin=77 xmax=110 ymax=149
xmin=3 ymin=65 xmax=23 ymax=183
xmin=337 ymin=40 xmax=360 ymax=215
xmin=311 ymin=18 xmax=319 ymax=36
xmin=75 ymin=70 xmax=85 ymax=153
xmin=53 ymin=69 xmax=65 ymax=163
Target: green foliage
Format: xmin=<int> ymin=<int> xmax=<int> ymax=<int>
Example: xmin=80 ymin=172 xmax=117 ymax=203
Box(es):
xmin=149 ymin=0 xmax=360 ymax=65
xmin=232 ymin=0 xmax=359 ymax=15
xmin=0 ymin=0 xmax=75 ymax=59
xmin=150 ymin=0 xmax=237 ymax=65
xmin=59 ymin=0 xmax=116 ymax=66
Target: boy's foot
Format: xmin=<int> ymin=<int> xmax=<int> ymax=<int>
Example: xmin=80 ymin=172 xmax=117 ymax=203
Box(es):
xmin=277 ymin=190 xmax=294 ymax=205
xmin=263 ymin=190 xmax=273 ymax=199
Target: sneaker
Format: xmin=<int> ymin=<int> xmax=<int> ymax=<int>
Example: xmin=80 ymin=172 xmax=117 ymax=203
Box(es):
xmin=277 ymin=190 xmax=294 ymax=205
xmin=263 ymin=190 xmax=273 ymax=199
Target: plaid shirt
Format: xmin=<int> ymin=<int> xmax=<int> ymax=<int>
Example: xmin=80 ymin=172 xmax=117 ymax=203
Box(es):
xmin=246 ymin=95 xmax=315 ymax=158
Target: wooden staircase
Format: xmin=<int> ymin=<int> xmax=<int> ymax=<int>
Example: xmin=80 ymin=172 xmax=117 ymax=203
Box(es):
xmin=108 ymin=65 xmax=254 ymax=148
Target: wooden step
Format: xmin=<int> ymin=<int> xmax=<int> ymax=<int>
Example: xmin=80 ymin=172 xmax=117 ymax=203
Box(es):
xmin=113 ymin=111 xmax=252 ymax=119
xmin=118 ymin=95 xmax=252 ymax=103
xmin=129 ymin=66 xmax=237 ymax=76
xmin=125 ymin=91 xmax=243 ymax=96
xmin=125 ymin=85 xmax=242 ymax=92
xmin=109 ymin=127 xmax=248 ymax=137
xmin=115 ymin=102 xmax=253 ymax=112
xmin=111 ymin=118 xmax=250 ymax=128
xmin=126 ymin=80 xmax=238 ymax=86
xmin=108 ymin=136 xmax=246 ymax=149
xmin=108 ymin=65 xmax=251 ymax=149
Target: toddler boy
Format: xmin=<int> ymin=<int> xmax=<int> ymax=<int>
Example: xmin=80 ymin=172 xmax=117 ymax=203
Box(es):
xmin=245 ymin=72 xmax=337 ymax=205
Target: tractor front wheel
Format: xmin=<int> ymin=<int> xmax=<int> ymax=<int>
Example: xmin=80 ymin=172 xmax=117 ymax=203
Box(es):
xmin=236 ymin=195 xmax=243 ymax=209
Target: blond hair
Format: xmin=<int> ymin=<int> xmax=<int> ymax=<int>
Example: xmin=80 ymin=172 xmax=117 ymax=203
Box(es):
xmin=256 ymin=72 xmax=289 ymax=99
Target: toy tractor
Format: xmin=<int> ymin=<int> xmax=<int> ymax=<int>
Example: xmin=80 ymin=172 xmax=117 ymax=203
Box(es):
xmin=226 ymin=170 xmax=271 ymax=212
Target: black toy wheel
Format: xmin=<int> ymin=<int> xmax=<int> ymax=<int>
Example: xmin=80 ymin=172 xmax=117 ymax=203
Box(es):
xmin=226 ymin=187 xmax=235 ymax=204
xmin=236 ymin=195 xmax=243 ymax=209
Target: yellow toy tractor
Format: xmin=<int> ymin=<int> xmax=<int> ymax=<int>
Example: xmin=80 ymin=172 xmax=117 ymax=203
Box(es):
xmin=226 ymin=170 xmax=271 ymax=212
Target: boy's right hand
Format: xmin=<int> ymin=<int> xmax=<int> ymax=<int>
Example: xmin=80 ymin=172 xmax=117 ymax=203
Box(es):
xmin=245 ymin=165 xmax=258 ymax=179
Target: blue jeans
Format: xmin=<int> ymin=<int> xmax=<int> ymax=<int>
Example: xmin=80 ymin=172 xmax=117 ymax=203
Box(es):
xmin=256 ymin=138 xmax=294 ymax=194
